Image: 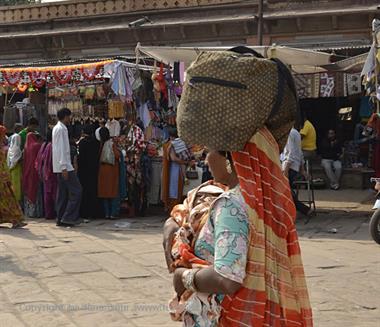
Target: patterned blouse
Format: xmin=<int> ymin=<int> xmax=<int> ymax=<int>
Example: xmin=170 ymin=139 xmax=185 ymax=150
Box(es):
xmin=188 ymin=187 xmax=249 ymax=327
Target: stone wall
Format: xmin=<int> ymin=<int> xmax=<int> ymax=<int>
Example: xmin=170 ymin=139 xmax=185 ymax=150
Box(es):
xmin=0 ymin=0 xmax=243 ymax=24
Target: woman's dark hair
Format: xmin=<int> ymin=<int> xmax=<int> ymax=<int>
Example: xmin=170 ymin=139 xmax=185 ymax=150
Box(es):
xmin=82 ymin=124 xmax=95 ymax=137
xmin=57 ymin=108 xmax=72 ymax=121
xmin=28 ymin=117 xmax=39 ymax=127
xmin=218 ymin=151 xmax=233 ymax=164
xmin=99 ymin=127 xmax=110 ymax=143
xmin=168 ymin=128 xmax=178 ymax=139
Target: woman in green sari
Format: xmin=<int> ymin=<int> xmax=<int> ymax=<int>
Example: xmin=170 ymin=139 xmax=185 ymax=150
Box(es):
xmin=0 ymin=125 xmax=26 ymax=228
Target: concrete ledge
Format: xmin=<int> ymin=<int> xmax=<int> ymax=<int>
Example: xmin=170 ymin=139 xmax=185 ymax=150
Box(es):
xmin=311 ymin=166 xmax=374 ymax=189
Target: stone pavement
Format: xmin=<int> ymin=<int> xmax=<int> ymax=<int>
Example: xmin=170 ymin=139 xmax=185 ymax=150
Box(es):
xmin=0 ymin=189 xmax=379 ymax=327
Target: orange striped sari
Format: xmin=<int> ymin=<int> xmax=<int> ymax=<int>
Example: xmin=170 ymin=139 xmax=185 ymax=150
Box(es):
xmin=219 ymin=127 xmax=313 ymax=327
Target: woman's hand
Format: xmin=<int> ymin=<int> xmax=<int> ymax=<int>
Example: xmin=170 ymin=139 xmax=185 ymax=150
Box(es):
xmin=163 ymin=218 xmax=179 ymax=273
xmin=173 ymin=268 xmax=187 ymax=297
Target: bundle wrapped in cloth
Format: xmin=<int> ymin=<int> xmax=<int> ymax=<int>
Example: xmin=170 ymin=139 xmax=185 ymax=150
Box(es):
xmin=177 ymin=46 xmax=299 ymax=151
xmin=168 ymin=181 xmax=227 ymax=323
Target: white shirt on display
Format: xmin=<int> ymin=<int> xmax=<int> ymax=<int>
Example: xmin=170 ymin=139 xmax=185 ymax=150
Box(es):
xmin=95 ymin=127 xmax=102 ymax=142
xmin=106 ymin=119 xmax=121 ymax=137
xmin=52 ymin=121 xmax=74 ymax=173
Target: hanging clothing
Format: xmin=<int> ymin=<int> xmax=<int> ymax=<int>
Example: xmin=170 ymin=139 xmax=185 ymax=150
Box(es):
xmin=78 ymin=135 xmax=102 ymax=219
xmin=319 ymin=73 xmax=335 ymax=97
xmin=127 ymin=125 xmax=145 ymax=153
xmin=106 ymin=119 xmax=121 ymax=137
xmin=171 ymin=137 xmax=192 ymax=161
xmin=104 ymin=61 xmax=132 ymax=99
xmin=23 ymin=133 xmax=43 ymax=217
xmin=137 ymin=102 xmax=152 ymax=129
xmin=108 ymin=100 xmax=125 ymax=119
xmin=161 ymin=141 xmax=184 ymax=212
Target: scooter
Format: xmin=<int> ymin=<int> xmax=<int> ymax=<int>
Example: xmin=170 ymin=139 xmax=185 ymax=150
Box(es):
xmin=370 ymin=178 xmax=380 ymax=244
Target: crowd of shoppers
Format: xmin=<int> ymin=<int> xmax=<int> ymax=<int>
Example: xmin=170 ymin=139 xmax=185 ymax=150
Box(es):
xmin=0 ymin=107 xmax=134 ymax=228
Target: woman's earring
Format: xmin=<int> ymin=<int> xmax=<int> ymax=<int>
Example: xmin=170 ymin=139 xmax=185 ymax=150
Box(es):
xmin=226 ymin=160 xmax=232 ymax=174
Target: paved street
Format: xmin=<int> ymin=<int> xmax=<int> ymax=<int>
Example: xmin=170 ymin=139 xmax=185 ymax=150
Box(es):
xmin=0 ymin=189 xmax=379 ymax=327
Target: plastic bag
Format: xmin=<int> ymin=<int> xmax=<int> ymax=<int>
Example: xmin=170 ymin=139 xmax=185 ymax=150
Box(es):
xmin=100 ymin=140 xmax=115 ymax=165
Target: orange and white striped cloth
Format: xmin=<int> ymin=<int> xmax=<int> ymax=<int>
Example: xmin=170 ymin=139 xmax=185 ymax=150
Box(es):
xmin=219 ymin=127 xmax=313 ymax=327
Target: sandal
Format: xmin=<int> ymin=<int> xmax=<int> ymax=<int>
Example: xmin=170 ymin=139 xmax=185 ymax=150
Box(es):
xmin=12 ymin=222 xmax=28 ymax=229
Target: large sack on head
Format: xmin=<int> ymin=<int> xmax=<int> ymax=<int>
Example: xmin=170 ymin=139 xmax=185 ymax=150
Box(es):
xmin=176 ymin=47 xmax=298 ymax=151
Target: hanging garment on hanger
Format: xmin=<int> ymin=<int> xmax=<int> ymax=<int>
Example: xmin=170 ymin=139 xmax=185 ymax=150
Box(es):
xmin=137 ymin=102 xmax=151 ymax=129
xmin=108 ymin=100 xmax=125 ymax=119
xmin=106 ymin=119 xmax=121 ymax=137
xmin=104 ymin=61 xmax=131 ymax=99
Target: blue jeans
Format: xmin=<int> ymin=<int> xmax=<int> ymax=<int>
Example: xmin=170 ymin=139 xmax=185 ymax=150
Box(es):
xmin=102 ymin=198 xmax=118 ymax=218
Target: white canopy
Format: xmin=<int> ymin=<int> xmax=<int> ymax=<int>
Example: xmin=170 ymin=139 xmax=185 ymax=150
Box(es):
xmin=136 ymin=44 xmax=333 ymax=74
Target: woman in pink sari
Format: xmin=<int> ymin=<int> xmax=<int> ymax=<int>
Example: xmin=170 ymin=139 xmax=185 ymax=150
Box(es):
xmin=22 ymin=132 xmax=43 ymax=218
xmin=35 ymin=130 xmax=57 ymax=219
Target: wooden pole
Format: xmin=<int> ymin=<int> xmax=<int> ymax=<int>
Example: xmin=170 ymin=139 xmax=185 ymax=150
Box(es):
xmin=257 ymin=0 xmax=263 ymax=46
xmin=4 ymin=87 xmax=8 ymax=106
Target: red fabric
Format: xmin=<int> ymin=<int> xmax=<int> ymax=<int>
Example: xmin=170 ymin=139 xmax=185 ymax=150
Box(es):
xmin=22 ymin=133 xmax=42 ymax=203
xmin=0 ymin=125 xmax=6 ymax=139
xmin=158 ymin=63 xmax=168 ymax=100
xmin=367 ymin=114 xmax=380 ymax=177
xmin=219 ymin=128 xmax=312 ymax=327
xmin=178 ymin=243 xmax=209 ymax=266
xmin=373 ymin=143 xmax=380 ymax=178
xmin=367 ymin=113 xmax=380 ymax=137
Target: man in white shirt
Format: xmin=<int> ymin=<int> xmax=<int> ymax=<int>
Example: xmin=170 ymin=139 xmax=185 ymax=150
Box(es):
xmin=52 ymin=108 xmax=82 ymax=227
xmin=282 ymin=126 xmax=312 ymax=217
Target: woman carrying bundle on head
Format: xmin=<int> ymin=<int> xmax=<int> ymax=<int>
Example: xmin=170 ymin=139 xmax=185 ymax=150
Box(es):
xmin=164 ymin=48 xmax=313 ymax=327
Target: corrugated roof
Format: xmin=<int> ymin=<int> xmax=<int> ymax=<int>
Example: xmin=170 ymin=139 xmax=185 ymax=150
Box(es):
xmin=312 ymin=44 xmax=371 ymax=51
xmin=0 ymin=56 xmax=148 ymax=68
xmin=264 ymin=5 xmax=379 ymax=19
xmin=321 ymin=52 xmax=368 ymax=73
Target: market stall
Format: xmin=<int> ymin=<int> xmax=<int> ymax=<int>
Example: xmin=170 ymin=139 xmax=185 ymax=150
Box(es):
xmin=0 ymin=58 xmax=182 ymax=215
xmin=137 ymin=43 xmax=375 ymax=188
xmin=360 ymin=18 xmax=380 ymax=179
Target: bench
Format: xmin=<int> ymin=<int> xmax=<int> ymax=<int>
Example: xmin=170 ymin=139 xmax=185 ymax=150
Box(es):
xmin=311 ymin=166 xmax=374 ymax=189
